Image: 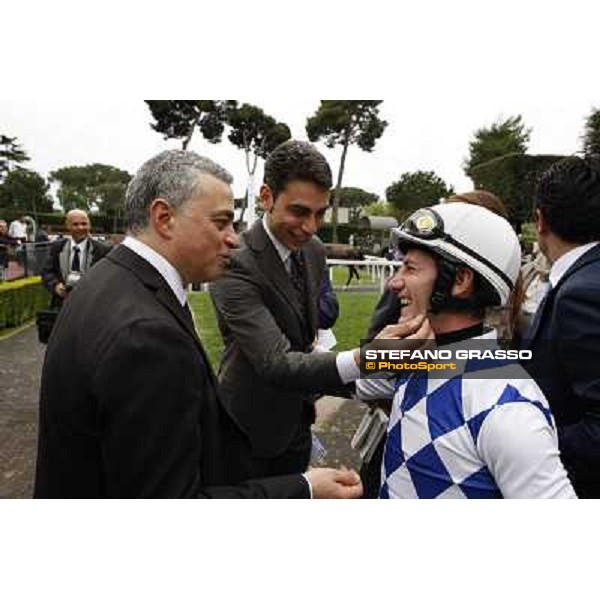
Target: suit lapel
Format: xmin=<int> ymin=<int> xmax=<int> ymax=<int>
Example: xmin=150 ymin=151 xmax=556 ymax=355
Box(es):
xmin=245 ymin=221 xmax=307 ymax=326
xmin=59 ymin=239 xmax=71 ymax=280
xmin=107 ymin=245 xmax=216 ymax=384
xmin=523 ymin=244 xmax=600 ymax=347
xmin=84 ymin=239 xmax=93 ymax=271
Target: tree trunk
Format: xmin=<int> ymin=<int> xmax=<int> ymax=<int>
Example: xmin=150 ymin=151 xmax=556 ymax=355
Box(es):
xmin=332 ymin=134 xmax=350 ymax=243
xmin=182 ymin=113 xmax=203 ymax=150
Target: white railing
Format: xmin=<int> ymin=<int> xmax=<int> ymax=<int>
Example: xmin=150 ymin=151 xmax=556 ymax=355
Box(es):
xmin=327 ymin=258 xmax=403 ymax=293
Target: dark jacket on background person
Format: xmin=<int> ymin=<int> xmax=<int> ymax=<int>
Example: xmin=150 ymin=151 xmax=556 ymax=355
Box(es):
xmin=34 ymin=244 xmax=309 ymax=498
xmin=522 ymin=243 xmax=600 ymax=498
xmin=41 ymin=237 xmax=110 ymax=308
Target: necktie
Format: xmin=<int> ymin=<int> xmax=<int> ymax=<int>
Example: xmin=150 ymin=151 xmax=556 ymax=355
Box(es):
xmin=289 ymin=250 xmax=306 ymax=298
xmin=72 ymin=246 xmax=81 ymax=272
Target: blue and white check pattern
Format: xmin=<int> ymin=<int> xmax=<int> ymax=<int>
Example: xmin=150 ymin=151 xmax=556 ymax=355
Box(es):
xmin=380 ymin=335 xmax=555 ymax=499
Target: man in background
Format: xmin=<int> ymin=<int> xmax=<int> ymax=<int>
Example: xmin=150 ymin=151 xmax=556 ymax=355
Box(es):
xmin=523 ymin=155 xmax=600 ymax=497
xmin=41 ymin=209 xmax=110 ymax=308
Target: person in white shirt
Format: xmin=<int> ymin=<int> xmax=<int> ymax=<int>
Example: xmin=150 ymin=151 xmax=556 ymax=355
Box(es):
xmin=8 ymin=215 xmax=28 ymax=242
xmin=357 ymin=202 xmax=576 ymax=499
xmin=40 ymin=209 xmax=110 ymax=309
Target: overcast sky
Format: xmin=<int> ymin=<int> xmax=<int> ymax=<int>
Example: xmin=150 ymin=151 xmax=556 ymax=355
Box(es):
xmin=1 ymin=95 xmax=596 ymax=205
xmin=2 ymin=0 xmax=599 ymax=205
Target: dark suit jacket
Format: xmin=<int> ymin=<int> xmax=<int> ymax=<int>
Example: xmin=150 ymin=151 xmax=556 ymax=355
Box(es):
xmin=41 ymin=237 xmax=111 ymax=308
xmin=522 ymin=243 xmax=600 ymax=496
xmin=34 ymin=244 xmax=308 ymax=498
xmin=209 ymin=221 xmax=345 ymax=458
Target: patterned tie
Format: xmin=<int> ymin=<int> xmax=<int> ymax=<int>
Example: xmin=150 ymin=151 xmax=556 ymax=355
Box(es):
xmin=71 ymin=246 xmax=81 ymax=272
xmin=289 ymin=250 xmax=306 ymax=298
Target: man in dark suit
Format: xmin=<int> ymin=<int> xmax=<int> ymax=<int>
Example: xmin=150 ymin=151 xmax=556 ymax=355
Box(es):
xmin=210 ymin=141 xmax=365 ymax=480
xmin=522 ymin=155 xmax=600 ymax=498
xmin=41 ymin=209 xmax=110 ymax=308
xmin=34 ymin=149 xmax=363 ymax=499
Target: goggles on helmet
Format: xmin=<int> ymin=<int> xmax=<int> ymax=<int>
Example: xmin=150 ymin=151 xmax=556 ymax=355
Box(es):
xmin=391 ymin=207 xmax=515 ymax=293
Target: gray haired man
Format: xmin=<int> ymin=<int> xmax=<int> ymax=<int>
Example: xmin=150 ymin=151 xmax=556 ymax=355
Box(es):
xmin=34 ymin=150 xmax=363 ymax=499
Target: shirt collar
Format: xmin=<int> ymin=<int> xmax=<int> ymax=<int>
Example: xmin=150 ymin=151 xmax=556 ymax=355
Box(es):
xmin=122 ymin=236 xmax=187 ymax=306
xmin=72 ymin=238 xmax=88 ymax=250
xmin=262 ymin=214 xmax=291 ymax=266
xmin=549 ymin=241 xmax=599 ymax=288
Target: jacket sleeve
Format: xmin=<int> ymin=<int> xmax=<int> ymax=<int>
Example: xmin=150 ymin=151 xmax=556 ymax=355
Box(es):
xmin=41 ymin=241 xmax=63 ymax=294
xmin=317 ymin=269 xmax=339 ymax=330
xmin=91 ymin=318 xmax=309 ymax=498
xmin=555 ymin=286 xmax=600 ymax=463
xmin=210 ymin=265 xmax=343 ymax=393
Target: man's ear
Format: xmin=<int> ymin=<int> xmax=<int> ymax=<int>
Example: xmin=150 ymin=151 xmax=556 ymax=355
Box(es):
xmin=259 ymin=184 xmax=275 ymax=213
xmin=534 ymin=207 xmax=549 ymax=235
xmin=148 ymin=198 xmax=174 ymax=239
xmin=451 ymin=266 xmax=475 ymax=299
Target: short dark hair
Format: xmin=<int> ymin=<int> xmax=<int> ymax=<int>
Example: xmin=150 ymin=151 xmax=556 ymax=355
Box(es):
xmin=263 ymin=140 xmax=332 ymax=199
xmin=536 ymin=155 xmax=600 ymax=244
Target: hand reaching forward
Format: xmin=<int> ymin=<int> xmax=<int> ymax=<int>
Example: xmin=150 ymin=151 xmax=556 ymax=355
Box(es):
xmin=305 ymin=467 xmax=363 ymax=499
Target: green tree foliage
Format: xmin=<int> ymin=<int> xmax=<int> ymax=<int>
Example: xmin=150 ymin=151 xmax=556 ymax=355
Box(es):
xmin=464 ymin=115 xmax=531 ymax=176
xmin=336 ymin=186 xmax=379 ymax=221
xmin=227 ymin=103 xmax=291 ymax=223
xmin=362 ymin=201 xmax=394 ymax=217
xmin=0 ymin=135 xmax=30 ymax=182
xmin=468 ymin=153 xmax=566 ymax=225
xmin=145 ymin=100 xmax=237 ymax=150
xmin=306 ymin=101 xmax=388 ymax=242
xmin=0 ymin=167 xmax=53 ymax=214
xmin=386 ymin=170 xmax=454 ymax=219
xmin=49 ymin=164 xmax=131 ymax=213
xmin=582 ymin=107 xmax=600 ymax=156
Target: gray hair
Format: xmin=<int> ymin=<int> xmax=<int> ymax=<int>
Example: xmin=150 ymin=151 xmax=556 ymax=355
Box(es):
xmin=125 ymin=150 xmax=233 ymax=234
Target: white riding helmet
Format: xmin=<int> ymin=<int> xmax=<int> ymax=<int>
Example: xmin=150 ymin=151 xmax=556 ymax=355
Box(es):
xmin=392 ymin=203 xmax=521 ymax=308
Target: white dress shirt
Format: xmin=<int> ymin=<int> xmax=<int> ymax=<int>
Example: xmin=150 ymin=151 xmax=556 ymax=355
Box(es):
xmin=121 ymin=236 xmax=187 ymax=306
xmin=549 ymin=241 xmax=599 ymax=289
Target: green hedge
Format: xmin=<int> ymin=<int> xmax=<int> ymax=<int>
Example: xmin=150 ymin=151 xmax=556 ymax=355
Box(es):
xmin=0 ymin=277 xmax=50 ymax=330
xmin=469 ymin=153 xmax=566 ymax=225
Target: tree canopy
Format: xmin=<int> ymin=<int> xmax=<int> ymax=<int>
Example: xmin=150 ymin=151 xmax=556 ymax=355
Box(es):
xmin=582 ymin=107 xmax=600 ymax=156
xmin=386 ymin=170 xmax=454 ymax=218
xmin=49 ymin=164 xmax=132 ymax=213
xmin=464 ymin=115 xmax=530 ymax=176
xmin=336 ymin=186 xmax=379 ymax=221
xmin=227 ymin=103 xmax=291 ymax=170
xmin=0 ymin=135 xmax=30 ymax=183
xmin=145 ymin=100 xmax=237 ymax=149
xmin=306 ymin=101 xmax=387 ymax=241
xmin=0 ymin=167 xmax=53 ymax=214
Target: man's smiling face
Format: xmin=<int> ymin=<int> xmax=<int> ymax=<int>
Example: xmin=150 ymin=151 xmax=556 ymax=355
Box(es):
xmin=389 ymin=248 xmax=438 ymax=320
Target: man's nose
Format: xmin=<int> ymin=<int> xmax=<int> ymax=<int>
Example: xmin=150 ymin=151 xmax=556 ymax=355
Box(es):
xmin=388 ymin=271 xmax=405 ymax=293
xmin=301 ymin=214 xmax=318 ymax=235
xmin=224 ymin=226 xmax=239 ymax=248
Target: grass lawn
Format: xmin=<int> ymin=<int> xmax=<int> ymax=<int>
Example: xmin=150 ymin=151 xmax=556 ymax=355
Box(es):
xmin=330 ymin=265 xmax=377 ymax=287
xmin=189 ymin=290 xmax=380 ymax=371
